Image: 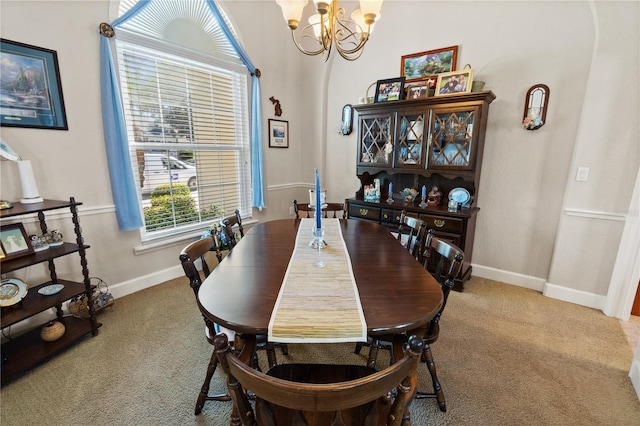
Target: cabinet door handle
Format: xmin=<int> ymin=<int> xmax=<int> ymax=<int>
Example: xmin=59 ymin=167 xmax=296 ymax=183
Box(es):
xmin=359 ymin=208 xmax=369 ymax=216
xmin=383 ymin=214 xmax=389 ymax=219
xmin=433 ymin=219 xmax=446 ymax=228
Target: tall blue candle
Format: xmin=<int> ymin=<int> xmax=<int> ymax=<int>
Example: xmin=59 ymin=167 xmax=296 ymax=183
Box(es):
xmin=315 ymin=169 xmax=322 ymax=229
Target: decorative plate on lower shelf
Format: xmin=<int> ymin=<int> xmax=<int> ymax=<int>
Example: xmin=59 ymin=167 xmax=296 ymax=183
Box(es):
xmin=0 ymin=278 xmax=28 ymax=307
xmin=38 ymin=284 xmax=65 ymax=296
xmin=448 ymin=187 xmax=471 ymax=205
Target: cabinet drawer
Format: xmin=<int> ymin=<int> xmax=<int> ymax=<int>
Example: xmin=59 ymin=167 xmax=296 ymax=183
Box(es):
xmin=349 ymin=205 xmax=381 ymax=221
xmin=381 ymin=209 xmax=402 ymax=224
xmin=420 ymin=214 xmax=464 ymax=234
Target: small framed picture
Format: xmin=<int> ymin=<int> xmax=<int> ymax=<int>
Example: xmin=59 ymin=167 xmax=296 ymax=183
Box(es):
xmin=435 ymin=69 xmax=474 ymax=96
xmin=406 ymin=83 xmax=431 ymax=100
xmin=401 ymin=46 xmax=458 ymax=83
xmin=374 ymin=77 xmax=406 ymax=103
xmin=268 ymin=119 xmax=289 ymax=148
xmin=0 ymin=223 xmax=34 ymax=261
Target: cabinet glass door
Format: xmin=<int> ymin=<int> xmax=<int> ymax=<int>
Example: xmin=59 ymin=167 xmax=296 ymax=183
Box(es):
xmin=358 ymin=115 xmax=392 ymax=166
xmin=394 ymin=113 xmax=426 ymax=169
xmin=428 ymin=107 xmax=478 ymax=171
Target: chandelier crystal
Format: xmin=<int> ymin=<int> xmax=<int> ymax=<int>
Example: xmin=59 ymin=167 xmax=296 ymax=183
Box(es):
xmin=276 ymin=0 xmax=382 ymax=61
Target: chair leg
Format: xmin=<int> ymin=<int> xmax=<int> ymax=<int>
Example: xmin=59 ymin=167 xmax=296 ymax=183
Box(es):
xmin=266 ymin=342 xmax=278 ymax=369
xmin=415 ymin=343 xmax=446 ymax=412
xmin=195 ymin=349 xmax=231 ymax=415
xmin=279 ymin=343 xmax=289 ymax=355
xmin=366 ymin=340 xmax=380 ymax=369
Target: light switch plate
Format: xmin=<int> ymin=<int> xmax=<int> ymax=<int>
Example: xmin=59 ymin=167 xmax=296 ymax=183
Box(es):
xmin=576 ymin=167 xmax=590 ymax=182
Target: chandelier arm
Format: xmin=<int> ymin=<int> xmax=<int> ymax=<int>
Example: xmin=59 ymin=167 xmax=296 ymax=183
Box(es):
xmin=290 ymin=29 xmax=326 ymax=57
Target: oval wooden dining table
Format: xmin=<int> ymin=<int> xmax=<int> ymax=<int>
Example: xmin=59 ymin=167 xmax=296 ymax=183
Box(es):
xmin=197 ymin=219 xmax=443 ymax=339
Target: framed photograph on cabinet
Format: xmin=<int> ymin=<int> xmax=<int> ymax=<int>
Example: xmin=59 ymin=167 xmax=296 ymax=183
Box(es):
xmin=268 ymin=119 xmax=289 ymax=148
xmin=435 ymin=69 xmax=473 ymax=96
xmin=401 ymin=46 xmax=458 ymax=84
xmin=0 ymin=223 xmax=34 ymax=261
xmin=406 ymin=83 xmax=431 ymax=100
xmin=0 ymin=39 xmax=68 ymax=130
xmin=374 ymin=77 xmax=405 ymax=103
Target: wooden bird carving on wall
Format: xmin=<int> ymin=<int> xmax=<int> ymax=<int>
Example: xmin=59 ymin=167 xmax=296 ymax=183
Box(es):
xmin=269 ymin=96 xmax=282 ymax=116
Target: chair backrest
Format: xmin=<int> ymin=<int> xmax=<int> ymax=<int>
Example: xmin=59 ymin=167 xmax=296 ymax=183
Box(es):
xmin=293 ymin=199 xmax=346 ymax=219
xmin=220 ymin=209 xmax=244 ymax=250
xmin=422 ymin=229 xmax=464 ymax=336
xmin=179 ymin=234 xmax=222 ymax=298
xmin=214 ymin=333 xmax=423 ymax=426
xmin=396 ymin=211 xmax=427 ymax=262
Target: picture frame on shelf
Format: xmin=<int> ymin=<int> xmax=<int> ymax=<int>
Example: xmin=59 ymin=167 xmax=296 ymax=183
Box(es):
xmin=0 ymin=223 xmax=34 ymax=261
xmin=435 ymin=69 xmax=474 ymax=96
xmin=0 ymin=39 xmax=68 ymax=130
xmin=406 ymin=82 xmax=431 ymax=100
xmin=268 ymin=119 xmax=289 ymax=148
xmin=374 ymin=77 xmax=406 ymax=103
xmin=401 ymin=46 xmax=458 ymax=83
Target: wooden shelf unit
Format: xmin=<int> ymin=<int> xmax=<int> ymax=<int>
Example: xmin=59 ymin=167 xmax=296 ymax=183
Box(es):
xmin=1 ymin=198 xmax=100 ymax=383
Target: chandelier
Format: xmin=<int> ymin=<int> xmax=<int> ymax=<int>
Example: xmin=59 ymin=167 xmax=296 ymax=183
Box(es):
xmin=275 ymin=0 xmax=383 ymax=62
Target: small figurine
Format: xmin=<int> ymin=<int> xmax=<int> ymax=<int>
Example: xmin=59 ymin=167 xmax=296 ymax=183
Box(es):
xmin=29 ymin=234 xmax=49 ymax=252
xmin=427 ymin=186 xmax=442 ymax=207
xmin=46 ymin=230 xmax=64 ymax=247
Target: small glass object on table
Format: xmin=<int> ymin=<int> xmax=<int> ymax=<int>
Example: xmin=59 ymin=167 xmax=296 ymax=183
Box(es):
xmin=310 ymin=225 xmax=326 ymax=268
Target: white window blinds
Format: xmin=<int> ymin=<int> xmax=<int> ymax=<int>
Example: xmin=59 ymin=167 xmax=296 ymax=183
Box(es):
xmin=116 ymin=39 xmax=251 ymax=241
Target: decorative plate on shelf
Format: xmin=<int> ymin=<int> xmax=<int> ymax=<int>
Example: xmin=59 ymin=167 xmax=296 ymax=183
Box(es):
xmin=0 ymin=278 xmax=28 ymax=307
xmin=38 ymin=284 xmax=65 ymax=296
xmin=448 ymin=187 xmax=471 ymax=205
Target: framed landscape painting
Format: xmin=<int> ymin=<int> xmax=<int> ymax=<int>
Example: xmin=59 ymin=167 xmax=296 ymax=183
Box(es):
xmin=0 ymin=39 xmax=68 ymax=130
xmin=401 ymin=46 xmax=458 ymax=84
xmin=268 ymin=119 xmax=289 ymax=148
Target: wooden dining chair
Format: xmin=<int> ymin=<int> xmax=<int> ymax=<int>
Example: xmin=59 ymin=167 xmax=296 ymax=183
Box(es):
xmin=180 ymin=232 xmax=286 ymax=415
xmin=354 ymin=229 xmax=463 ymax=412
xmin=293 ymin=199 xmax=346 ymax=219
xmin=220 ymin=209 xmax=244 ymax=250
xmin=214 ymin=332 xmax=424 ymax=426
xmin=413 ymin=229 xmax=464 ymax=411
xmin=179 ymin=234 xmax=230 ymax=415
xmin=392 ymin=210 xmax=428 ymax=262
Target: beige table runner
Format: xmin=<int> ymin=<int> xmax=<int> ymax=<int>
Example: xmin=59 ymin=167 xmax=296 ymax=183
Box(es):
xmin=268 ymin=219 xmax=367 ymax=343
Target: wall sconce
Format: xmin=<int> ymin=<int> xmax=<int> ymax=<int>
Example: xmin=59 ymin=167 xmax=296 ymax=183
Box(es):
xmin=522 ymin=84 xmax=549 ymax=130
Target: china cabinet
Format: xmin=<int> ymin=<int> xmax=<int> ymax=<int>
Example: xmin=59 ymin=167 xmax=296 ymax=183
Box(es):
xmin=348 ymin=91 xmax=495 ymax=290
xmin=0 ymin=198 xmax=99 ymax=382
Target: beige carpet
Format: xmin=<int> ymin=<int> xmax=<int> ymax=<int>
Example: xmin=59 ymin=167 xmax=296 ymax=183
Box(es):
xmin=1 ymin=277 xmax=639 ymax=425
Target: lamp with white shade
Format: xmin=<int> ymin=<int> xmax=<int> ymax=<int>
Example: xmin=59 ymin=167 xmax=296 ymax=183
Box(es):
xmin=0 ymin=139 xmax=44 ymax=207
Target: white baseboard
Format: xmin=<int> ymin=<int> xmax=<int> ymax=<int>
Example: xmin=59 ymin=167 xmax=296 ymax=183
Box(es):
xmin=542 ymin=281 xmax=607 ymax=310
xmin=109 ymin=265 xmax=184 ymax=300
xmin=472 ymin=263 xmax=608 ymax=311
xmin=471 ymin=264 xmax=546 ymax=291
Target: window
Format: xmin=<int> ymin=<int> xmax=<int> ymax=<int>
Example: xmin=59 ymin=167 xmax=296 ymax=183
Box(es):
xmin=114 ymin=1 xmax=251 ymax=241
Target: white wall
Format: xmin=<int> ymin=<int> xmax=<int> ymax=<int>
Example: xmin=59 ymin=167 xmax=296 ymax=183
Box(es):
xmin=0 ymin=1 xmax=638 ymax=316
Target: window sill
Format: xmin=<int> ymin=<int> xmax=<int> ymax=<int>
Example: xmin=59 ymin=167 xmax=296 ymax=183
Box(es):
xmin=133 ymin=218 xmax=258 ymax=255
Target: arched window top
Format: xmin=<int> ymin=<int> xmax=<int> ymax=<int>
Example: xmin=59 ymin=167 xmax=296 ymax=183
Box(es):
xmin=117 ymin=0 xmax=241 ymax=63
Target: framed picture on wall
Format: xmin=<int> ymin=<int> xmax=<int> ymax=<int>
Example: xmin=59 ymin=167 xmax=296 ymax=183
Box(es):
xmin=401 ymin=46 xmax=458 ymax=84
xmin=0 ymin=39 xmax=68 ymax=130
xmin=268 ymin=119 xmax=289 ymax=148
